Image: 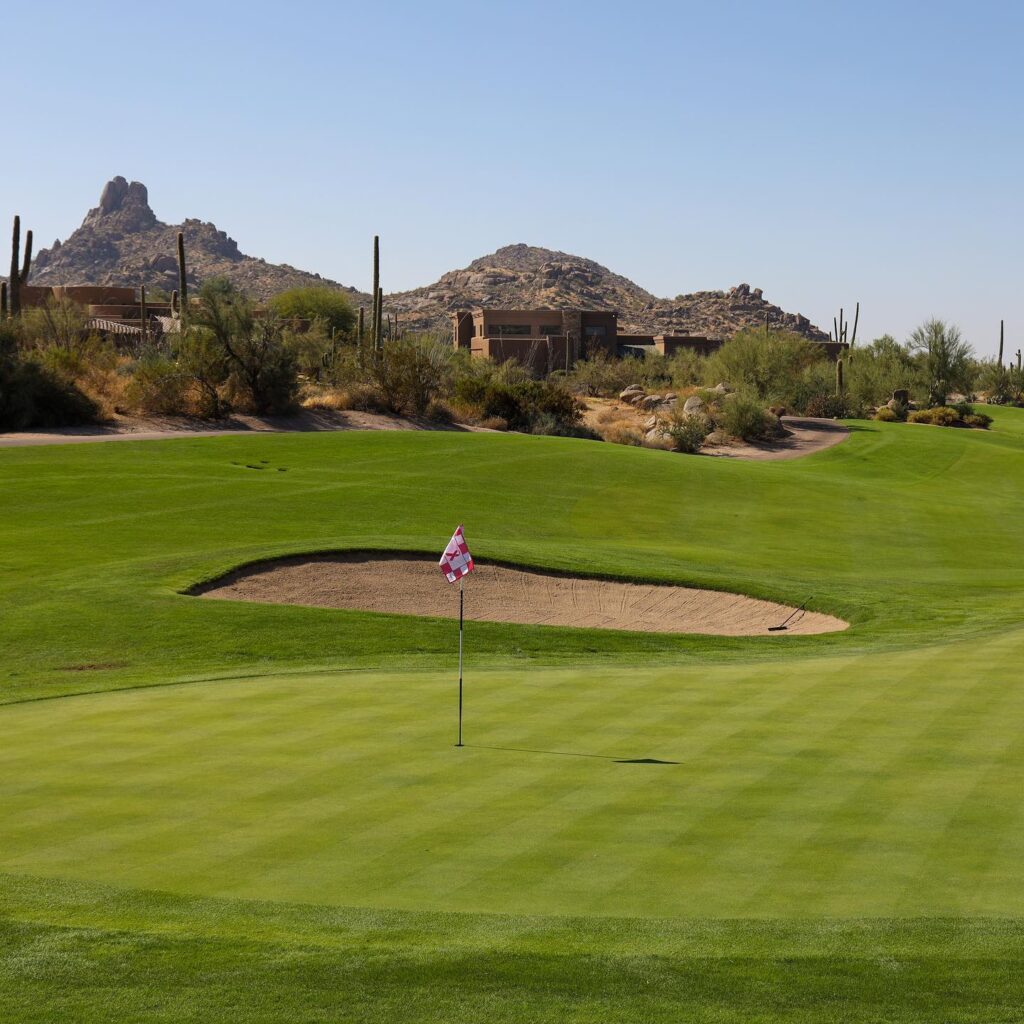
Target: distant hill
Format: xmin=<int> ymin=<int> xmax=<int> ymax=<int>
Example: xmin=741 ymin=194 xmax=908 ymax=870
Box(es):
xmin=29 ymin=177 xmax=366 ymax=304
xmin=27 ymin=178 xmax=826 ymax=340
xmin=390 ymin=243 xmax=827 ymax=340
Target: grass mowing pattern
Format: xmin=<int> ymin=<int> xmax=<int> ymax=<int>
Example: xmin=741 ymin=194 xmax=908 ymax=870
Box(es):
xmin=3 ymin=412 xmax=1024 ymax=1019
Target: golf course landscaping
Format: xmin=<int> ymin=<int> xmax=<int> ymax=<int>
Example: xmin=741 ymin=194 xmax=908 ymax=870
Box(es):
xmin=3 ymin=409 xmax=1024 ymax=1021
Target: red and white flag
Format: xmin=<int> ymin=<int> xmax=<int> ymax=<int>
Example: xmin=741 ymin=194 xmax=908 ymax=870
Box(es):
xmin=439 ymin=525 xmax=474 ymax=584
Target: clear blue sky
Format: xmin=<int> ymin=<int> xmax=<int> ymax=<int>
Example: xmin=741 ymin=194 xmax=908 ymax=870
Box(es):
xmin=4 ymin=0 xmax=1021 ymax=354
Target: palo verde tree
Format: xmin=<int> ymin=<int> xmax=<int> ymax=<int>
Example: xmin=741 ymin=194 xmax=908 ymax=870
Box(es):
xmin=908 ymin=318 xmax=974 ymax=407
xmin=268 ymin=286 xmax=356 ymax=335
xmin=190 ymin=278 xmax=299 ymax=415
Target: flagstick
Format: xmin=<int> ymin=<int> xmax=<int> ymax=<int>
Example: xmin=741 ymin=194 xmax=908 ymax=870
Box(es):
xmin=457 ymin=578 xmax=464 ymax=747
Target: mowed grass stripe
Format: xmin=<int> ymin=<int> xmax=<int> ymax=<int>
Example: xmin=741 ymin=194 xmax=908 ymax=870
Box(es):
xmin=3 ymin=641 xmax=1023 ymax=917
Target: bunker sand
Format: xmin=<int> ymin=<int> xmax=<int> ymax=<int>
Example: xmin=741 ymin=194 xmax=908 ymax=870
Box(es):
xmin=194 ymin=553 xmax=848 ymax=636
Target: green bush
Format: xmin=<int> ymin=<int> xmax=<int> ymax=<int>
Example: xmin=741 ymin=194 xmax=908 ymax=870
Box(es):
xmin=965 ymin=412 xmax=992 ymax=429
xmin=658 ymin=410 xmax=711 ymax=453
xmin=193 ymin=279 xmax=300 ymax=415
xmin=909 ymin=406 xmax=959 ymax=426
xmin=803 ymin=393 xmax=850 ymax=418
xmin=908 ymin=319 xmax=974 ymax=407
xmin=874 ymin=406 xmax=899 ymax=422
xmin=123 ymin=351 xmax=190 ymax=416
xmin=704 ymin=329 xmax=826 ymax=404
xmin=454 ymin=375 xmax=583 ymax=434
xmin=363 ymin=338 xmax=453 ymax=416
xmin=268 ymin=287 xmax=356 ymax=335
xmin=0 ymin=350 xmax=98 ymax=430
xmin=716 ymin=393 xmax=776 ymax=441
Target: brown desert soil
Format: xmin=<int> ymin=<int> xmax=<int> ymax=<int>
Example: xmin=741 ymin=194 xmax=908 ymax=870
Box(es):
xmin=0 ymin=408 xmax=493 ymax=448
xmin=583 ymin=397 xmax=850 ymax=461
xmin=193 ymin=552 xmax=848 ymax=637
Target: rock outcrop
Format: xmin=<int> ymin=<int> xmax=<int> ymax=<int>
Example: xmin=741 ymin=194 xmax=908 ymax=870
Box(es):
xmin=389 ymin=245 xmax=826 ymax=340
xmin=30 ymin=177 xmax=366 ymax=304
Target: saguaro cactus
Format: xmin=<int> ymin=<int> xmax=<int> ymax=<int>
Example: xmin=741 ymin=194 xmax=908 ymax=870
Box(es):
xmin=9 ymin=215 xmax=33 ymax=317
xmin=999 ymin=320 xmax=1005 ymax=366
xmin=140 ymin=284 xmax=148 ymax=344
xmin=0 ymin=281 xmax=6 ymax=319
xmin=371 ymin=235 xmax=380 ymax=347
xmin=358 ymin=305 xmax=365 ymax=345
xmin=835 ymin=358 xmax=845 ymax=395
xmin=171 ymin=289 xmax=180 ymax=319
xmin=375 ymin=287 xmax=384 ymax=350
xmin=830 ymin=303 xmax=859 ymax=348
xmin=176 ymin=231 xmax=188 ymax=328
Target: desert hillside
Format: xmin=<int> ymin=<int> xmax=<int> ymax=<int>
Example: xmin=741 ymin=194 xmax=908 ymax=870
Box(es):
xmin=27 ymin=178 xmax=825 ymax=340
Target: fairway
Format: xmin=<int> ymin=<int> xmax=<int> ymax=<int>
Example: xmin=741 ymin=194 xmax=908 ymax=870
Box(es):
xmin=4 ymin=412 xmax=1024 ymax=1020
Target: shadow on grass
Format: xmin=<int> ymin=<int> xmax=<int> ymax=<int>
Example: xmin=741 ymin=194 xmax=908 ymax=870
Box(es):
xmin=466 ymin=744 xmax=679 ymax=764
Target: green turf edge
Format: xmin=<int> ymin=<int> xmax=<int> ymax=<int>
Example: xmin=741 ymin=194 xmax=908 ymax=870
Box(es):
xmin=2 ymin=873 xmax=1022 ymax=1024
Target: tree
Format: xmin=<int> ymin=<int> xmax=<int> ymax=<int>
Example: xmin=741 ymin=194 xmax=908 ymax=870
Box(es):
xmin=192 ymin=278 xmax=299 ymax=415
xmin=268 ymin=287 xmax=356 ymax=335
xmin=908 ymin=319 xmax=974 ymax=407
xmin=704 ymin=329 xmax=826 ymax=403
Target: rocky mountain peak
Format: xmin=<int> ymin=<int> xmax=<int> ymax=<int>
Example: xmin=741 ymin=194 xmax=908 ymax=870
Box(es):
xmin=82 ymin=176 xmax=157 ymax=232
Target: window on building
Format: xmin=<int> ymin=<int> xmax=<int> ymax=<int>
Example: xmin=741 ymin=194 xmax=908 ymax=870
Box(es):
xmin=539 ymin=325 xmax=560 ymax=336
xmin=584 ymin=325 xmax=607 ymax=337
xmin=490 ymin=324 xmax=532 ymax=336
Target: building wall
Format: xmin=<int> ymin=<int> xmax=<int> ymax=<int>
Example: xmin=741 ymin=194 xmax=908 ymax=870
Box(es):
xmin=18 ymin=285 xmax=139 ymax=308
xmin=472 ymin=335 xmax=575 ymax=375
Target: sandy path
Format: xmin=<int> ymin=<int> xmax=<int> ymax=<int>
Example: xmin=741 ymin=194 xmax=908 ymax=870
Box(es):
xmin=703 ymin=417 xmax=850 ymax=461
xmin=193 ymin=553 xmax=847 ymax=637
xmin=0 ymin=409 xmax=489 ymax=448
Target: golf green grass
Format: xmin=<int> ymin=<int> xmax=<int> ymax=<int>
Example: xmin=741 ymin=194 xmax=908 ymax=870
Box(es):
xmin=3 ymin=412 xmax=1024 ymax=1021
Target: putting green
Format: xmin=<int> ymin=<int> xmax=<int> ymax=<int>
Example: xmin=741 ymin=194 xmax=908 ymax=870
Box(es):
xmin=3 ymin=635 xmax=1024 ymax=918
xmin=3 ymin=411 xmax=1024 ymax=1020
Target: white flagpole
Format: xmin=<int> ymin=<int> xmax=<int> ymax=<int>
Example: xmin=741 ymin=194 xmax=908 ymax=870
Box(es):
xmin=457 ymin=578 xmax=464 ymax=747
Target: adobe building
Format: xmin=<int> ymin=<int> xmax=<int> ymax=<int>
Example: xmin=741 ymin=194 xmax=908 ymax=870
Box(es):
xmin=17 ymin=284 xmax=179 ymax=337
xmin=453 ymin=307 xmax=847 ymax=373
xmin=452 ymin=308 xmax=618 ymax=374
xmin=451 ymin=307 xmax=725 ymax=373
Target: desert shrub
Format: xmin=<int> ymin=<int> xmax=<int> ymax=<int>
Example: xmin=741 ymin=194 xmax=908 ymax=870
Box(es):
xmin=453 ymin=374 xmax=582 ymax=433
xmin=285 ymin=320 xmax=335 ymax=381
xmin=839 ymin=335 xmax=925 ymax=411
xmin=874 ymin=406 xmax=899 ymax=422
xmin=19 ymin=295 xmax=91 ymax=353
xmin=566 ymin=351 xmax=682 ymax=397
xmin=30 ymin=335 xmax=124 ymax=418
xmin=715 ymin=393 xmax=776 ymax=441
xmin=667 ymin=350 xmax=706 ymax=389
xmin=0 ymin=347 xmax=98 ymax=430
xmin=566 ymin=353 xmax=637 ymax=396
xmin=529 ymin=412 xmax=599 ymax=439
xmin=364 ymin=337 xmax=453 ymax=416
xmin=965 ymin=412 xmax=992 ymax=429
xmin=122 ymin=350 xmax=190 ymax=416
xmin=802 ymin=393 xmax=851 ymax=418
xmin=268 ymin=286 xmax=356 ymax=335
xmin=658 ymin=410 xmax=711 ymax=453
xmin=601 ymin=422 xmax=644 ymax=446
xmin=909 ymin=406 xmax=959 ymax=426
xmin=704 ymin=329 xmax=826 ymax=404
xmin=425 ymin=397 xmax=454 ymax=423
xmin=192 ymin=278 xmax=299 ymax=415
xmin=975 ymin=360 xmax=1017 ymax=404
xmin=174 ymin=329 xmax=231 ymax=418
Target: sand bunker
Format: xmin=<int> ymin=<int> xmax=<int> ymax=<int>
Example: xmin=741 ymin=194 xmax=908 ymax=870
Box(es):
xmin=192 ymin=552 xmax=847 ymax=637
